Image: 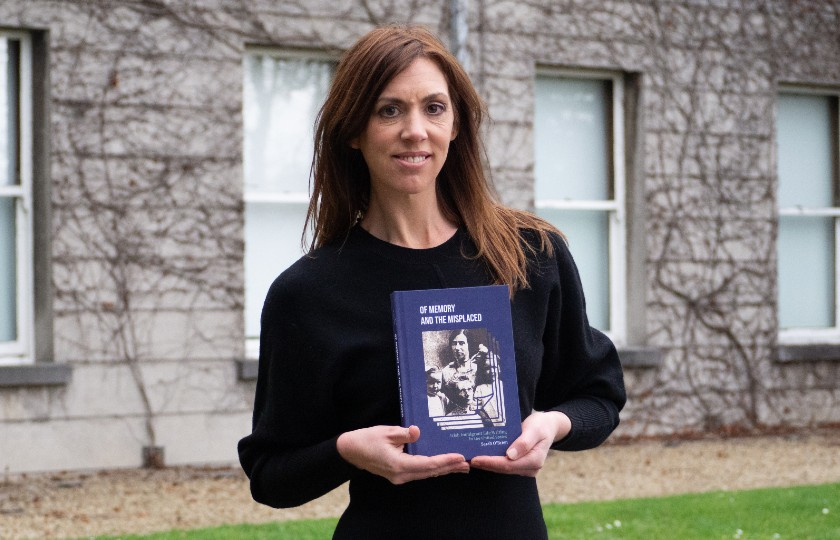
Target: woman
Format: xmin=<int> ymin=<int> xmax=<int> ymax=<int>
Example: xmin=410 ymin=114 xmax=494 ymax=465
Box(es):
xmin=238 ymin=24 xmax=625 ymax=539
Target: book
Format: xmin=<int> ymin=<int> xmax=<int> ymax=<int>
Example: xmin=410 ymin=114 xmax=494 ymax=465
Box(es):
xmin=390 ymin=284 xmax=522 ymax=459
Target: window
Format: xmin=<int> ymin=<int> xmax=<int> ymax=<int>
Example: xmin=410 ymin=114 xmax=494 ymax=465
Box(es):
xmin=243 ymin=50 xmax=333 ymax=357
xmin=0 ymin=31 xmax=33 ymax=365
xmin=777 ymin=90 xmax=840 ymax=343
xmin=534 ymin=70 xmax=626 ymax=342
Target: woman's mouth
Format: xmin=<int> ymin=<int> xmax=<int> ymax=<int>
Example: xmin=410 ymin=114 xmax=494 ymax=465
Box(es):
xmin=396 ymin=153 xmax=430 ymax=164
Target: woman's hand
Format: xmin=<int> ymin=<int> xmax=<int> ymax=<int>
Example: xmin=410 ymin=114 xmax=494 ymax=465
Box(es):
xmin=336 ymin=425 xmax=470 ymax=484
xmin=469 ymin=410 xmax=571 ymax=477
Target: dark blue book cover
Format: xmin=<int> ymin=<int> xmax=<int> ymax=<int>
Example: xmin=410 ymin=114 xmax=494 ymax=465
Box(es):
xmin=390 ymin=284 xmax=522 ymax=459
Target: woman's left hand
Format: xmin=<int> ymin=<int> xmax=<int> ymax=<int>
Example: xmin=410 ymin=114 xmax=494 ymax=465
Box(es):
xmin=469 ymin=410 xmax=571 ymax=477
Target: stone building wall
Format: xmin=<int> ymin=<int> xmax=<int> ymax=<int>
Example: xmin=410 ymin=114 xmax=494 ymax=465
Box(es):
xmin=0 ymin=0 xmax=838 ymax=473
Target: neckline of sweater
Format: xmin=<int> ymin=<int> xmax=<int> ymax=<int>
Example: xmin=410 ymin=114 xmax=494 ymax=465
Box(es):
xmin=350 ymin=224 xmax=468 ymax=263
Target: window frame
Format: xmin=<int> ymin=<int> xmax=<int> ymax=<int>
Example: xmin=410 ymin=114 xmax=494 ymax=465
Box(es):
xmin=0 ymin=29 xmax=34 ymax=365
xmin=776 ymin=85 xmax=840 ymax=345
xmin=534 ymin=67 xmax=627 ymax=345
xmin=242 ymin=47 xmax=336 ymax=359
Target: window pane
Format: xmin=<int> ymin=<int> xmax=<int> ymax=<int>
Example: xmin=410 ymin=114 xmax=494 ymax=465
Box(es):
xmin=535 ymin=76 xmax=609 ymax=201
xmin=777 ymin=94 xmax=833 ymax=208
xmin=778 ymin=216 xmax=835 ymax=329
xmin=244 ymin=202 xmax=309 ymax=339
xmin=243 ymin=55 xmax=332 ymax=194
xmin=537 ymin=208 xmax=610 ymax=330
xmin=0 ymin=197 xmax=17 ymax=342
xmin=0 ymin=38 xmax=20 ymax=188
xmin=243 ymin=55 xmax=333 ymax=345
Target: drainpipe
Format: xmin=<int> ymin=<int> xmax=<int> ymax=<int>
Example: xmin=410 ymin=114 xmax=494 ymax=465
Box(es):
xmin=450 ymin=0 xmax=470 ymax=71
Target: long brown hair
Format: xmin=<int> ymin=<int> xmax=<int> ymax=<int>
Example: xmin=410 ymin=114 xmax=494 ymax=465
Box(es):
xmin=306 ymin=24 xmax=561 ymax=292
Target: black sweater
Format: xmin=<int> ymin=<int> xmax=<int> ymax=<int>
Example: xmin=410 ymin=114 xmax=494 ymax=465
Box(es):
xmin=238 ymin=226 xmax=626 ymax=539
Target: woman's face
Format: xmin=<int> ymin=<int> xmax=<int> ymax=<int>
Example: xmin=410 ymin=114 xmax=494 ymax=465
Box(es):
xmin=351 ymin=57 xmax=457 ymax=201
xmin=450 ymin=333 xmax=469 ymax=363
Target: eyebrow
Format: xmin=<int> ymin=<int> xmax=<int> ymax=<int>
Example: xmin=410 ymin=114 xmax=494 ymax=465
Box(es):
xmin=375 ymin=92 xmax=450 ymax=105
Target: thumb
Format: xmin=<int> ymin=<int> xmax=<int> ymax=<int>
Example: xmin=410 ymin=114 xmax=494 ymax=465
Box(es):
xmin=505 ymin=432 xmax=538 ymax=461
xmin=506 ymin=443 xmax=524 ymax=460
xmin=392 ymin=425 xmax=421 ymax=445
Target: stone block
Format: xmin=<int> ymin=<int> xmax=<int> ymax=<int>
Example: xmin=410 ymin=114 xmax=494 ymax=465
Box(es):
xmin=1 ymin=360 xmax=252 ymax=425
xmin=646 ymin=301 xmax=775 ymax=348
xmin=51 ymin=204 xmax=243 ymax=265
xmin=52 ymin=154 xmax=243 ymax=209
xmin=0 ymin=416 xmax=148 ymax=473
xmin=645 ymin=87 xmax=774 ymax=137
xmin=758 ymin=388 xmax=840 ymax=426
xmin=483 ymin=120 xmax=533 ymax=173
xmin=646 ymin=132 xmax=772 ymax=181
xmin=491 ymin=169 xmax=534 ymax=210
xmin=0 ymin=385 xmax=59 ymax=422
xmin=771 ymin=360 xmax=840 ymax=391
xmin=251 ymin=12 xmax=375 ymax=51
xmin=483 ymin=0 xmax=657 ymax=44
xmin=153 ymin=410 xmax=251 ymax=466
xmin=482 ymin=75 xmax=533 ymax=124
xmin=51 ymin=101 xmax=241 ymax=158
xmin=52 ymin=258 xmax=242 ymax=313
xmin=647 ymin=173 xmax=775 ymax=221
xmin=53 ymin=309 xmax=243 ymax=363
xmin=648 ymin=49 xmax=773 ymax=94
xmin=646 ymin=215 xmax=774 ymax=263
xmin=647 ymin=261 xmax=773 ymax=307
xmin=50 ymin=48 xmax=243 ymax=110
xmin=477 ymin=42 xmax=535 ymax=79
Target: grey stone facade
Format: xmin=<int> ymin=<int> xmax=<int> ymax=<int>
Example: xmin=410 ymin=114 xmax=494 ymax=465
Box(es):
xmin=1 ymin=0 xmax=839 ymax=473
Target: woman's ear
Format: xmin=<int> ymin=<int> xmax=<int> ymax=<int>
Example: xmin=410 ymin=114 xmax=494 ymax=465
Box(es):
xmin=350 ymin=137 xmax=359 ymax=149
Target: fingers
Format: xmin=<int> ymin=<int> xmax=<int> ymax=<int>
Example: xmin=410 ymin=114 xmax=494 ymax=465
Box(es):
xmin=470 ymin=411 xmax=561 ymax=477
xmin=501 ymin=423 xmax=543 ymax=463
xmin=505 ymin=435 xmax=535 ymax=462
xmin=389 ymin=424 xmax=468 ymax=483
xmin=388 ymin=452 xmax=470 ymax=485
xmin=470 ymin=453 xmax=542 ymax=477
xmin=506 ymin=410 xmax=568 ymax=461
xmin=339 ymin=425 xmax=470 ymax=485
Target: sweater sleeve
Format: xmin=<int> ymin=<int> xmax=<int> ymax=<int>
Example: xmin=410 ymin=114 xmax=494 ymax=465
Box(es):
xmin=238 ymin=276 xmax=356 ymax=508
xmin=535 ymin=234 xmax=627 ymax=451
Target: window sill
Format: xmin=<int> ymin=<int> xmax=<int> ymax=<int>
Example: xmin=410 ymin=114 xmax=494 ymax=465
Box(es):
xmin=0 ymin=363 xmax=72 ymax=388
xmin=776 ymin=344 xmax=840 ymax=363
xmin=618 ymin=346 xmax=663 ymax=368
xmin=236 ymin=359 xmax=259 ymax=381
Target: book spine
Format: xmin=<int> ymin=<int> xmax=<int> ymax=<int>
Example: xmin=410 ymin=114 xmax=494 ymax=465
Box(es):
xmin=390 ymin=293 xmax=411 ymax=434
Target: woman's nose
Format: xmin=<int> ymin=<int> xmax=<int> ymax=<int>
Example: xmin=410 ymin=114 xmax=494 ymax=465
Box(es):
xmin=401 ymin=110 xmax=428 ymax=141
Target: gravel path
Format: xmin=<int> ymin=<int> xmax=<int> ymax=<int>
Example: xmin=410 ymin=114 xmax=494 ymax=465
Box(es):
xmin=2 ymin=429 xmax=839 ymax=539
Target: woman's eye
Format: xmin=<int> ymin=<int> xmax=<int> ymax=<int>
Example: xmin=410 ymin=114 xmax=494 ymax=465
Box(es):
xmin=380 ymin=105 xmax=399 ymax=117
xmin=427 ymin=103 xmax=446 ymax=115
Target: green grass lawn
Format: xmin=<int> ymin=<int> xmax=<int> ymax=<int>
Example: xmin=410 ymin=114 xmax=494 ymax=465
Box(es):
xmin=542 ymin=482 xmax=838 ymax=539
xmin=92 ymin=482 xmax=839 ymax=540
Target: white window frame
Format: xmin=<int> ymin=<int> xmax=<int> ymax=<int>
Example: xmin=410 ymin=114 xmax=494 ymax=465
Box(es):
xmin=242 ymin=47 xmax=335 ymax=359
xmin=0 ymin=30 xmax=33 ymax=365
xmin=777 ymin=85 xmax=840 ymax=345
xmin=534 ymin=68 xmax=627 ymax=344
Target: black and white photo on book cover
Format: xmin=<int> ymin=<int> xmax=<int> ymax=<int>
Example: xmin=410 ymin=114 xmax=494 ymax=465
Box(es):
xmin=422 ymin=327 xmax=508 ymax=430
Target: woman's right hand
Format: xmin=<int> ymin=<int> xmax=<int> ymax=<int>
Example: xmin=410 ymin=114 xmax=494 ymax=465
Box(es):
xmin=336 ymin=425 xmax=469 ymax=484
